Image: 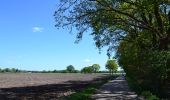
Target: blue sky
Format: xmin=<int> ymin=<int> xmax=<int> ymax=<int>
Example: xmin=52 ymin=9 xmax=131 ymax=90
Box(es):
xmin=0 ymin=0 xmax=109 ymax=71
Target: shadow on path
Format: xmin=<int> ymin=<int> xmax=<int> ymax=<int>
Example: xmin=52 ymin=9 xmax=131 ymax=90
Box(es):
xmin=91 ymin=76 xmax=144 ymax=100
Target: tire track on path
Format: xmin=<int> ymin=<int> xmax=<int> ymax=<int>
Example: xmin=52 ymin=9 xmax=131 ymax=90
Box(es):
xmin=91 ymin=76 xmax=144 ymax=100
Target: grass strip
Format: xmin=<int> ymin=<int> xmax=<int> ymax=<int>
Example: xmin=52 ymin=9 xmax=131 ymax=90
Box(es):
xmin=66 ymin=75 xmax=117 ymax=100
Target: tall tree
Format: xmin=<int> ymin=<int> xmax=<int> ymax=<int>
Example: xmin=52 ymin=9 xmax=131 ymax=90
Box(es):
xmin=66 ymin=65 xmax=75 ymax=73
xmin=54 ymin=0 xmax=170 ymax=53
xmin=105 ymin=59 xmax=118 ymax=75
xmin=91 ymin=64 xmax=100 ymax=73
xmin=55 ymin=0 xmax=170 ymax=97
xmin=81 ymin=66 xmax=93 ymax=73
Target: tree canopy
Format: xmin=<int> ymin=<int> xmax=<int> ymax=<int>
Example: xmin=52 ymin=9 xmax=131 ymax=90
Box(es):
xmin=55 ymin=0 xmax=170 ymax=98
xmin=81 ymin=64 xmax=100 ymax=73
xmin=66 ymin=65 xmax=75 ymax=73
xmin=55 ymin=0 xmax=170 ymax=55
xmin=105 ymin=59 xmax=118 ymax=74
xmin=81 ymin=66 xmax=93 ymax=73
xmin=91 ymin=64 xmax=100 ymax=73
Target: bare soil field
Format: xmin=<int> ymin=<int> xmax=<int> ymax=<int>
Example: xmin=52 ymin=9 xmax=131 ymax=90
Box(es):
xmin=0 ymin=73 xmax=110 ymax=100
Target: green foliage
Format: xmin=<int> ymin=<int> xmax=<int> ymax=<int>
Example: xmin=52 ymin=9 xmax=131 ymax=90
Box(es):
xmin=4 ymin=68 xmax=10 ymax=72
xmin=0 ymin=67 xmax=80 ymax=73
xmin=67 ymin=75 xmax=115 ymax=100
xmin=42 ymin=65 xmax=79 ymax=73
xmin=66 ymin=65 xmax=75 ymax=73
xmin=55 ymin=0 xmax=170 ymax=52
xmin=55 ymin=0 xmax=170 ymax=98
xmin=126 ymin=76 xmax=142 ymax=94
xmin=0 ymin=68 xmax=20 ymax=73
xmin=81 ymin=64 xmax=101 ymax=73
xmin=91 ymin=64 xmax=100 ymax=73
xmin=117 ymin=36 xmax=170 ymax=97
xmin=81 ymin=66 xmax=93 ymax=73
xmin=105 ymin=59 xmax=118 ymax=75
xmin=141 ymin=91 xmax=160 ymax=100
xmin=42 ymin=69 xmax=79 ymax=73
xmin=67 ymin=87 xmax=96 ymax=100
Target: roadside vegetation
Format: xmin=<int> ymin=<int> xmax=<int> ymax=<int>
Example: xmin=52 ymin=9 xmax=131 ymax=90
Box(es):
xmin=55 ymin=0 xmax=170 ymax=99
xmin=66 ymin=60 xmax=118 ymax=100
xmin=66 ymin=75 xmax=118 ymax=100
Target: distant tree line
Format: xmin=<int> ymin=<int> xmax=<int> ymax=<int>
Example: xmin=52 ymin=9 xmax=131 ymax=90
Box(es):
xmin=0 ymin=68 xmax=20 ymax=73
xmin=81 ymin=64 xmax=100 ymax=73
xmin=81 ymin=60 xmax=118 ymax=74
xmin=0 ymin=60 xmax=118 ymax=74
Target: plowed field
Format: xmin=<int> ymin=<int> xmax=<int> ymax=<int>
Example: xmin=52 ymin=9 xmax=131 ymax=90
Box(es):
xmin=0 ymin=73 xmax=110 ymax=100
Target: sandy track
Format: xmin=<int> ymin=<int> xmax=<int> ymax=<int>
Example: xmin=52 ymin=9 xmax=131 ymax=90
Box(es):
xmin=91 ymin=76 xmax=144 ymax=100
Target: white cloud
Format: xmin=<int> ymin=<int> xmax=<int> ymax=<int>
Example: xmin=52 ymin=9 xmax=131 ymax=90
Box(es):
xmin=32 ymin=27 xmax=44 ymax=32
xmin=83 ymin=59 xmax=91 ymax=63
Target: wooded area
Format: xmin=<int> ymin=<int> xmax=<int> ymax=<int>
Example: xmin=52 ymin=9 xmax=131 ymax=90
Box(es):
xmin=54 ymin=0 xmax=170 ymax=98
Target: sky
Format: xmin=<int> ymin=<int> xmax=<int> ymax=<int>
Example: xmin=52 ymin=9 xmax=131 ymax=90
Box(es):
xmin=0 ymin=0 xmax=110 ymax=71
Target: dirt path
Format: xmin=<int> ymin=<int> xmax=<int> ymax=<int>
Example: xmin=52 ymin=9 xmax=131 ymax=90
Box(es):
xmin=91 ymin=76 xmax=143 ymax=100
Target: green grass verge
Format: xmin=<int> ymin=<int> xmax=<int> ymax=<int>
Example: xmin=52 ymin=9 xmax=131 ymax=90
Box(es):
xmin=66 ymin=75 xmax=117 ymax=100
xmin=126 ymin=76 xmax=160 ymax=100
xmin=67 ymin=85 xmax=97 ymax=100
xmin=141 ymin=91 xmax=160 ymax=100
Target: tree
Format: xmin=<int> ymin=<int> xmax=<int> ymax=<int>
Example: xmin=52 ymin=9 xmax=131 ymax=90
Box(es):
xmin=53 ymin=70 xmax=57 ymax=73
xmin=4 ymin=68 xmax=10 ymax=72
xmin=11 ymin=68 xmax=19 ymax=73
xmin=54 ymin=0 xmax=170 ymax=52
xmin=91 ymin=64 xmax=100 ymax=73
xmin=105 ymin=59 xmax=118 ymax=75
xmin=55 ymin=0 xmax=170 ymax=98
xmin=66 ymin=65 xmax=75 ymax=73
xmin=81 ymin=66 xmax=93 ymax=73
xmin=117 ymin=38 xmax=170 ymax=96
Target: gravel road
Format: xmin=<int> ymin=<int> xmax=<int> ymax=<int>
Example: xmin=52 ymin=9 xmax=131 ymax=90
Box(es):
xmin=91 ymin=76 xmax=144 ymax=100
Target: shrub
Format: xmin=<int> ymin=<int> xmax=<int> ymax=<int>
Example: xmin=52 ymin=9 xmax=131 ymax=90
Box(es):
xmin=141 ymin=91 xmax=159 ymax=100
